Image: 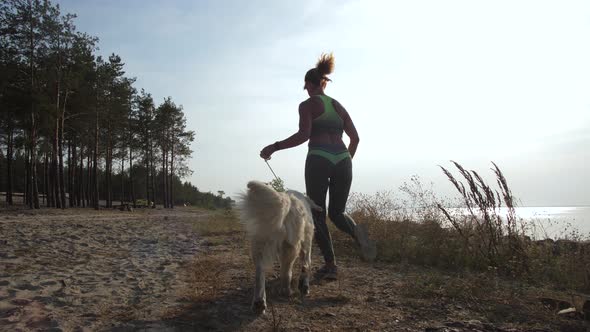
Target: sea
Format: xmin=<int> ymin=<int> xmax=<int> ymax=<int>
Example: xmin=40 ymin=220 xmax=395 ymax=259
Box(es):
xmin=452 ymin=206 xmax=590 ymax=240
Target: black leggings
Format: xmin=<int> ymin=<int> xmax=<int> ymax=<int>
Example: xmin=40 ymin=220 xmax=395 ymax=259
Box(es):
xmin=305 ymin=154 xmax=357 ymax=264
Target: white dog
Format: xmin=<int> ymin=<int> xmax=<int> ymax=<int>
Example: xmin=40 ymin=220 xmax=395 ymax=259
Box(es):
xmin=238 ymin=180 xmax=320 ymax=314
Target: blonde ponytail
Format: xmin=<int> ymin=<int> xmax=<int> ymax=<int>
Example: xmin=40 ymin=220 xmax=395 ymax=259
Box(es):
xmin=315 ymin=52 xmax=335 ymax=77
xmin=304 ymin=52 xmax=335 ymax=87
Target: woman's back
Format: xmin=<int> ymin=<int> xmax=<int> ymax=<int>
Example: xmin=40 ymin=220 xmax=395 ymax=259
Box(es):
xmin=307 ymin=95 xmax=351 ymax=148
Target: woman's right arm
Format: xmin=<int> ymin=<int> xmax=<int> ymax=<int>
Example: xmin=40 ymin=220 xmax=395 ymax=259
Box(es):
xmin=260 ymin=101 xmax=312 ymax=159
xmin=275 ymin=101 xmax=313 ymax=149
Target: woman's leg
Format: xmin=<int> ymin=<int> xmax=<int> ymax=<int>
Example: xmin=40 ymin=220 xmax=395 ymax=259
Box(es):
xmin=305 ymin=155 xmax=334 ymax=264
xmin=328 ymin=158 xmax=377 ymax=261
xmin=327 ymin=158 xmax=357 ymax=238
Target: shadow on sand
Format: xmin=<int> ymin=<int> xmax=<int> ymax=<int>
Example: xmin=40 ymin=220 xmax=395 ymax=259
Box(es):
xmin=110 ymin=276 xmax=351 ymax=331
xmin=111 ymin=287 xmax=256 ymax=331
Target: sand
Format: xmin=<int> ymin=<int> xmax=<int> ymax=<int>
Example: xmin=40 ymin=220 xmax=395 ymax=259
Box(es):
xmin=0 ymin=208 xmax=209 ymax=331
xmin=1 ymin=207 xmax=588 ymax=331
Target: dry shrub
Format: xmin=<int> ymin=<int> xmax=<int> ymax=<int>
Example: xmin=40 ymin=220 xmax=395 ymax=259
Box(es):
xmin=347 ymin=175 xmax=467 ymax=269
xmin=526 ymin=236 xmax=590 ymax=292
xmin=345 ymin=162 xmax=590 ymax=292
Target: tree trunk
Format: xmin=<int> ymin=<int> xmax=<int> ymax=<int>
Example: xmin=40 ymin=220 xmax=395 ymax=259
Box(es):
xmin=51 ymin=117 xmax=60 ymax=208
xmin=106 ymin=122 xmax=112 ymax=208
xmin=48 ymin=151 xmax=54 ymax=207
xmin=150 ymin=145 xmax=155 ymax=208
xmin=67 ymin=140 xmax=71 ymax=206
xmin=120 ymin=157 xmax=124 ymax=207
xmin=129 ymin=147 xmax=135 ymax=208
xmin=170 ymin=144 xmax=174 ymax=209
xmin=94 ymin=116 xmax=99 ymax=210
xmin=48 ymin=153 xmax=53 ymax=207
xmin=6 ymin=128 xmax=13 ymax=205
xmin=26 ymin=0 xmax=39 ymax=209
xmin=43 ymin=152 xmax=48 ymax=206
xmin=58 ymin=119 xmax=66 ymax=208
xmin=162 ymin=148 xmax=167 ymax=208
xmin=24 ymin=144 xmax=29 ymax=206
xmin=30 ymin=114 xmax=39 ymax=209
xmin=70 ymin=139 xmax=76 ymax=207
xmin=145 ymin=150 xmax=150 ymax=207
xmin=59 ymin=91 xmax=68 ymax=208
xmin=85 ymin=152 xmax=90 ymax=207
xmin=79 ymin=147 xmax=84 ymax=208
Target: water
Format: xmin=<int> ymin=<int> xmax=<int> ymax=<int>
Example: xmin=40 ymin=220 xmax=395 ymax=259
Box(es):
xmin=451 ymin=206 xmax=590 ymax=240
xmin=516 ymin=206 xmax=590 ymax=239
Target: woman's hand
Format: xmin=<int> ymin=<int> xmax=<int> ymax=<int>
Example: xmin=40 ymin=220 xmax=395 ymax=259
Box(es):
xmin=260 ymin=144 xmax=277 ymax=160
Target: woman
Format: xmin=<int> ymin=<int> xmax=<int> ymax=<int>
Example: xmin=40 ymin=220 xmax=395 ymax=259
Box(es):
xmin=260 ymin=53 xmax=376 ymax=280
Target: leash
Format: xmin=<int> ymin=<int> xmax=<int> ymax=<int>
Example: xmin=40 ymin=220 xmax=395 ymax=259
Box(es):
xmin=265 ymin=160 xmax=281 ymax=183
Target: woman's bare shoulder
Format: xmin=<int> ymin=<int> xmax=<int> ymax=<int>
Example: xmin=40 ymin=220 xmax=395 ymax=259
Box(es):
xmin=331 ymin=98 xmax=349 ymax=117
xmin=300 ymin=96 xmax=323 ymax=109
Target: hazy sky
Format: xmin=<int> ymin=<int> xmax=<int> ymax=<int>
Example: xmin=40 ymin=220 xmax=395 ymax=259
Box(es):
xmin=56 ymin=0 xmax=590 ymax=206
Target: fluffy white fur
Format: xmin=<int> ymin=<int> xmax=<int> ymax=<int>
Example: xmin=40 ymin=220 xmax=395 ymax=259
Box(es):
xmin=238 ymin=180 xmax=319 ymax=314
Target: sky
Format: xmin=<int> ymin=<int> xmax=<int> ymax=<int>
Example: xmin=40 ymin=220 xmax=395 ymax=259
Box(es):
xmin=55 ymin=0 xmax=590 ymax=207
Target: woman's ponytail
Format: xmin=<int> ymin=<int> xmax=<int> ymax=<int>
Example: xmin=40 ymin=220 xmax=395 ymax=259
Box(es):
xmin=304 ymin=52 xmax=335 ymax=87
xmin=315 ymin=52 xmax=334 ymax=78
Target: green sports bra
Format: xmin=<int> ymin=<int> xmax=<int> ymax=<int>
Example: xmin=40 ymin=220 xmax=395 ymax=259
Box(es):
xmin=308 ymin=95 xmax=351 ymax=164
xmin=310 ymin=95 xmax=344 ymax=136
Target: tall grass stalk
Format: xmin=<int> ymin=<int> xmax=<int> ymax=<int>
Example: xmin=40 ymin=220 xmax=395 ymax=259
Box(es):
xmin=438 ymin=161 xmax=528 ymax=274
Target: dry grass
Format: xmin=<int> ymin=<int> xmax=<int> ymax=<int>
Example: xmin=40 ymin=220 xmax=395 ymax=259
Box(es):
xmin=396 ymin=267 xmax=590 ymax=329
xmin=183 ymin=255 xmax=230 ymax=302
xmin=344 ymin=162 xmax=590 ymax=294
xmin=183 ymin=209 xmax=249 ymax=302
xmin=190 ymin=209 xmax=243 ymax=237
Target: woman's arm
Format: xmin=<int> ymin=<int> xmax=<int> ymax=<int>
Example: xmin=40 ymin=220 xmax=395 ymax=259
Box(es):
xmin=260 ymin=102 xmax=312 ymax=159
xmin=336 ymin=101 xmax=360 ymax=159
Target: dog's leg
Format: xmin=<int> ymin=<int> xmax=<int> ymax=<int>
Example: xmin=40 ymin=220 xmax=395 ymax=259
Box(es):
xmin=279 ymin=242 xmax=298 ymax=297
xmin=298 ymin=238 xmax=313 ymax=296
xmin=252 ymin=262 xmax=267 ymax=314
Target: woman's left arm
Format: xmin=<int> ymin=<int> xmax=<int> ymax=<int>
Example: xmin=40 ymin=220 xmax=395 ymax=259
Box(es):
xmin=339 ymin=104 xmax=359 ymax=159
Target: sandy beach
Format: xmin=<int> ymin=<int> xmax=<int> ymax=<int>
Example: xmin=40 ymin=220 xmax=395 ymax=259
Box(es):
xmin=1 ymin=207 xmax=588 ymax=332
xmin=0 ymin=208 xmax=211 ymax=331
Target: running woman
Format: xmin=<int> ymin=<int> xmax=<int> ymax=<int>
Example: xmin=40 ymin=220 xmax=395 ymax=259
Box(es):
xmin=260 ymin=53 xmax=376 ymax=279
